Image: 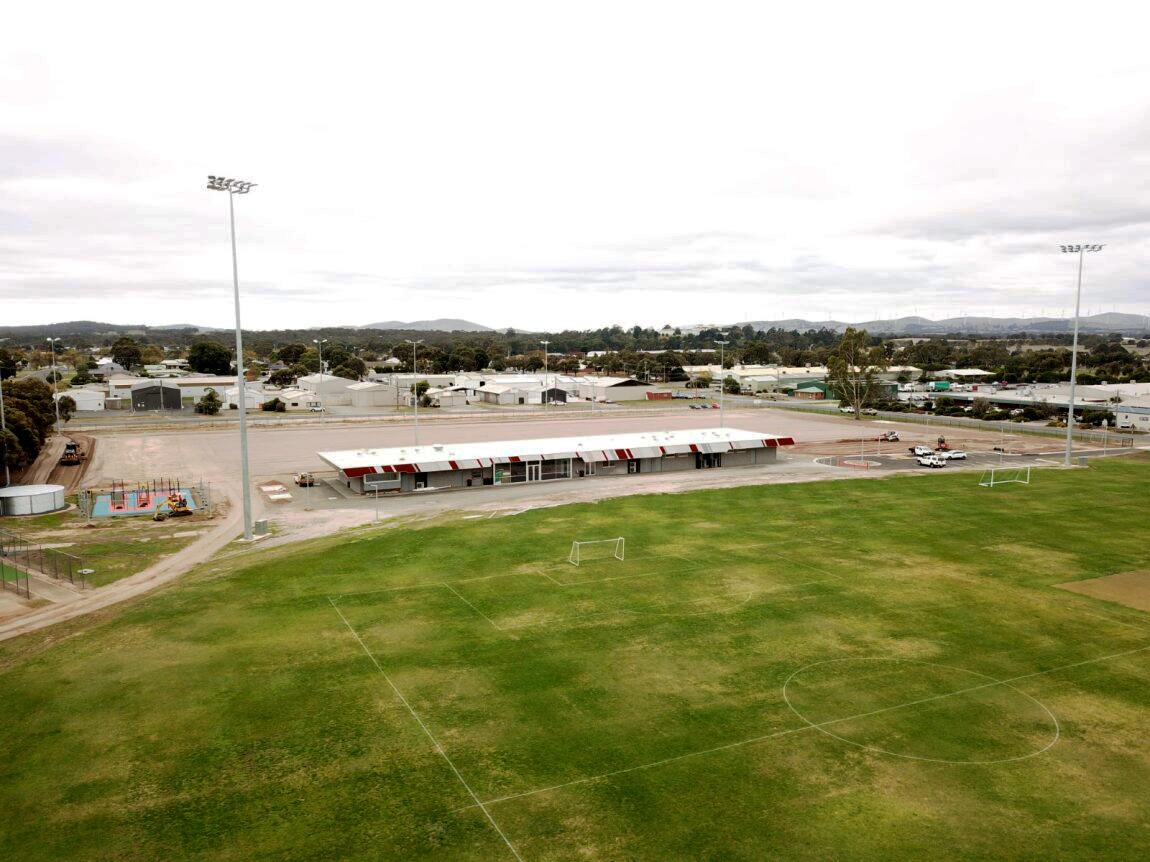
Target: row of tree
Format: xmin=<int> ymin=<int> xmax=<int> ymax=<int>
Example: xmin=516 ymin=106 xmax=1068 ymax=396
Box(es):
xmin=1 ymin=378 xmax=75 ymax=471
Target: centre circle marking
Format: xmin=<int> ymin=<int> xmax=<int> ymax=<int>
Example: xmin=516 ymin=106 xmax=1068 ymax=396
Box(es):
xmin=781 ymin=656 xmax=1060 ymax=764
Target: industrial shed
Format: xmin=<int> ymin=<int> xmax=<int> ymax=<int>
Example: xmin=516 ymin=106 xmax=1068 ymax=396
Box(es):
xmin=319 ymin=427 xmax=795 ymax=495
xmin=55 ymin=388 xmax=106 ymax=411
xmin=297 ymin=373 xmax=356 ymax=406
xmin=576 ymin=377 xmax=656 ymax=401
xmin=130 ymin=380 xmax=183 ymax=411
xmin=348 ymin=381 xmax=401 ymax=408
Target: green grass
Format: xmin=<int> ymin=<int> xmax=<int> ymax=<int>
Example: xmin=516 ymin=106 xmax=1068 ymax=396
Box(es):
xmin=2 ymin=457 xmax=1150 ymax=859
xmin=3 ymin=506 xmax=206 ymax=587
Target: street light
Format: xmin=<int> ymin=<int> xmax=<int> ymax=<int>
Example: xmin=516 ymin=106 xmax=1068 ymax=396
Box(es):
xmin=312 ymin=338 xmax=328 ymax=421
xmin=715 ymin=340 xmax=729 ymax=428
xmin=405 ymin=339 xmax=423 ymax=445
xmin=1059 ymin=243 xmax=1105 ymax=467
xmin=0 ymin=337 xmax=9 ymax=486
xmin=540 ymin=340 xmax=550 ymax=406
xmin=45 ymin=337 xmax=63 ymax=437
xmin=206 ymin=174 xmax=257 ymax=541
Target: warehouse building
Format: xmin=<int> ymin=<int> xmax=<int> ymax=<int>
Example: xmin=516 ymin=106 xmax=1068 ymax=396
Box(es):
xmin=297 ymin=373 xmax=357 ymax=406
xmin=348 ymin=380 xmax=402 ymax=408
xmin=130 ymin=380 xmax=183 ymax=411
xmin=318 ymin=427 xmax=795 ymax=495
xmin=55 ymin=388 xmax=106 ymax=411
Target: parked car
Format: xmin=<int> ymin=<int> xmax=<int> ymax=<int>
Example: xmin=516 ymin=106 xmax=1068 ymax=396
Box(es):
xmin=293 ymin=472 xmax=316 ymax=487
xmin=861 ymin=407 xmax=878 ymax=415
xmin=840 ymin=406 xmax=856 ymax=414
xmin=876 ymin=431 xmax=900 ymax=442
xmin=939 ymin=450 xmax=967 ymax=460
xmin=309 ymin=405 xmax=325 ymax=413
xmin=910 ymin=445 xmax=933 ymax=457
xmin=917 ymin=455 xmax=947 ymax=468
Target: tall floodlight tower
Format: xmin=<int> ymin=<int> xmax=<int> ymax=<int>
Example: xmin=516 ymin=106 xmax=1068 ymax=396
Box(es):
xmin=540 ymin=340 xmax=550 ymax=405
xmin=715 ymin=340 xmax=729 ymax=428
xmin=1059 ymin=244 xmax=1104 ymax=467
xmin=206 ymin=175 xmax=257 ymax=541
xmin=405 ymin=339 xmax=423 ymax=445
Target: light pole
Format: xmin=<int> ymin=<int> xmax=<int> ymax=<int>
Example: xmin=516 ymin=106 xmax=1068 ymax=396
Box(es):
xmin=0 ymin=337 xmax=9 ymax=486
xmin=715 ymin=340 xmax=729 ymax=428
xmin=540 ymin=340 xmax=550 ymax=406
xmin=207 ymin=175 xmax=257 ymax=541
xmin=405 ymin=339 xmax=422 ymax=445
xmin=46 ymin=337 xmax=63 ymax=436
xmin=1059 ymin=244 xmax=1104 ymax=467
xmin=313 ymin=338 xmax=328 ymax=420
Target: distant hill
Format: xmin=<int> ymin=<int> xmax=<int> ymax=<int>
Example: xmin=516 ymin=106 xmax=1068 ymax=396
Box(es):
xmin=0 ymin=321 xmax=226 ymax=339
xmin=356 ymin=319 xmax=493 ymax=332
xmin=732 ymin=312 xmax=1150 ymax=336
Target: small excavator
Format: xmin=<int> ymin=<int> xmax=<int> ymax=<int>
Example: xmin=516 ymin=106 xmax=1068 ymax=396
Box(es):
xmin=152 ymin=492 xmax=193 ymax=522
xmin=59 ymin=440 xmax=86 ymax=466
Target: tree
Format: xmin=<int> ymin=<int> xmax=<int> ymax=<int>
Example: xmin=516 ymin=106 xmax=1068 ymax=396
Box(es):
xmin=828 ymin=328 xmax=888 ymax=418
xmin=971 ymin=398 xmax=991 ymax=419
xmin=188 ymin=341 xmax=233 ymax=375
xmin=332 ymin=356 xmax=367 ymax=379
xmin=71 ymin=365 xmax=94 ymax=385
xmin=0 ymin=378 xmax=57 ymax=469
xmin=267 ymin=368 xmax=298 ymax=387
xmin=723 ymin=376 xmax=741 ymax=394
xmin=111 ymin=336 xmax=142 ymax=369
xmin=687 ymin=371 xmax=713 ymax=390
xmin=261 ymin=397 xmax=287 ymax=413
xmin=57 ymin=395 xmax=76 ymax=423
xmin=276 ymin=343 xmax=308 ymax=365
xmin=195 ymin=389 xmax=222 ymax=415
xmin=0 ymin=348 xmax=17 ymax=380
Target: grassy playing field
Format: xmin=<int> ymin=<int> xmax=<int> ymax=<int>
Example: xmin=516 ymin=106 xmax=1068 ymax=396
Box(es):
xmin=2 ymin=456 xmax=1150 ymax=860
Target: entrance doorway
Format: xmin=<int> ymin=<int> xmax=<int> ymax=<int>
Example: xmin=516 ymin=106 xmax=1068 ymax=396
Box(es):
xmin=527 ymin=463 xmax=541 ymax=482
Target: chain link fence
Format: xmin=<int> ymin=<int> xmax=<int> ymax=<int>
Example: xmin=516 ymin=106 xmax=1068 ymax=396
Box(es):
xmin=0 ymin=528 xmax=87 ymax=590
xmin=762 ymin=402 xmax=1135 ymax=448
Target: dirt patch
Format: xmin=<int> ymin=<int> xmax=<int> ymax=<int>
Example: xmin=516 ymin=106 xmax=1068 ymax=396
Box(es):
xmin=1056 ymin=571 xmax=1150 ymax=613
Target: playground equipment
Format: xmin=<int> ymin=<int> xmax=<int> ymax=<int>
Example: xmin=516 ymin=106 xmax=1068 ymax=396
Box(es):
xmin=83 ymin=478 xmax=204 ymax=519
xmin=109 ymin=478 xmax=184 ymax=513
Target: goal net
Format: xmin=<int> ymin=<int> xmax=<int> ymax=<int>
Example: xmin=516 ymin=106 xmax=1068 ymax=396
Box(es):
xmin=978 ymin=466 xmax=1031 ymax=487
xmin=568 ymin=537 xmax=625 ymax=566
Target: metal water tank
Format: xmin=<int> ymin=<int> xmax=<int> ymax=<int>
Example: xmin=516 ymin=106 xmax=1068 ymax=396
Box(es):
xmin=0 ymin=484 xmax=67 ymax=516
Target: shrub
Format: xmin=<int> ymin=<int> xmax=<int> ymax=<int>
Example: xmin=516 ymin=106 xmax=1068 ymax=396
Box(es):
xmin=195 ymin=390 xmax=222 ymax=416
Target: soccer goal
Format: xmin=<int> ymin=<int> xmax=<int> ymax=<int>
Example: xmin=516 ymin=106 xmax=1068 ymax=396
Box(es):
xmin=978 ymin=466 xmax=1031 ymax=487
xmin=568 ymin=537 xmax=625 ymax=566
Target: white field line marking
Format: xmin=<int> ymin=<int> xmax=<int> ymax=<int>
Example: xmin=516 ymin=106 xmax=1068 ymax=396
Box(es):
xmin=780 ymin=657 xmax=1061 ymax=765
xmin=442 ymin=582 xmax=505 ymax=632
xmin=327 ymin=598 xmax=523 ymax=861
xmin=457 ymin=642 xmax=1150 ymax=810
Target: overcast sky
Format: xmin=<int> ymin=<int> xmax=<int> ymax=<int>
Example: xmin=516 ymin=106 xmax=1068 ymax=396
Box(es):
xmin=3 ymin=2 xmax=1149 ymax=332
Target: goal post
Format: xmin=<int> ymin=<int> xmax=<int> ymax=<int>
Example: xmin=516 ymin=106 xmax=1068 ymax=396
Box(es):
xmin=978 ymin=466 xmax=1031 ymax=487
xmin=568 ymin=537 xmax=625 ymax=566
